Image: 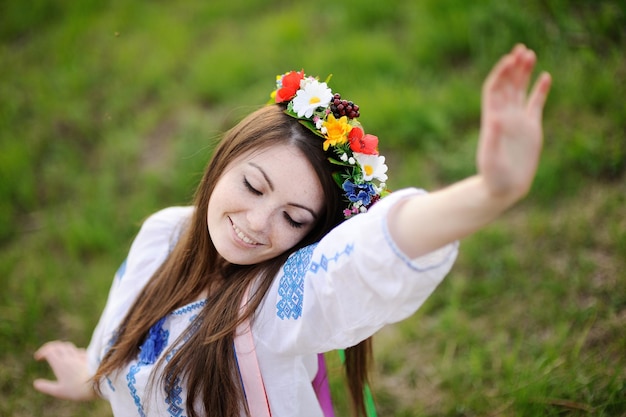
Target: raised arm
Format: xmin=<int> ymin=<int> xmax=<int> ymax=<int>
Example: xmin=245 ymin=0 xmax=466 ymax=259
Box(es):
xmin=388 ymin=44 xmax=552 ymax=258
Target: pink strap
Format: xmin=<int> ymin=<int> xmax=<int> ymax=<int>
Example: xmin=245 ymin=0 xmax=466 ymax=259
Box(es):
xmin=235 ymin=288 xmax=272 ymax=417
xmin=312 ymin=353 xmax=336 ymax=417
xmin=234 ymin=287 xmax=336 ymax=416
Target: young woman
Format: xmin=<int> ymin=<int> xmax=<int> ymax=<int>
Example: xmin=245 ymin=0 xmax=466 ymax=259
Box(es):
xmin=34 ymin=44 xmax=551 ymax=417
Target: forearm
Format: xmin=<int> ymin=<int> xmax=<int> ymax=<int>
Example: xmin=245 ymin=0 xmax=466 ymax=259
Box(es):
xmin=387 ymin=175 xmax=519 ymax=259
xmin=388 ymin=45 xmax=551 ymax=259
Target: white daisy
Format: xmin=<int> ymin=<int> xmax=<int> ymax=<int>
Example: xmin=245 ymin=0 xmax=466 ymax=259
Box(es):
xmin=291 ymin=80 xmax=333 ymax=118
xmin=354 ymin=153 xmax=388 ymax=182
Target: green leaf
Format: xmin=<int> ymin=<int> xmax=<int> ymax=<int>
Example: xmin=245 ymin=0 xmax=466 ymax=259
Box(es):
xmin=298 ymin=120 xmax=325 ymax=138
xmin=331 ymin=172 xmax=345 ymax=188
xmin=328 ymin=157 xmax=351 ymax=167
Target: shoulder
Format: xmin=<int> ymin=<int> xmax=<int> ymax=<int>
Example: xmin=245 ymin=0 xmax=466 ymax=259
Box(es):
xmin=323 ymin=188 xmax=426 ymax=240
xmin=315 ymin=187 xmax=457 ymax=271
xmin=142 ymin=206 xmax=195 ymax=229
xmin=125 ymin=206 xmax=194 ymax=268
xmin=138 ymin=206 xmax=194 ymax=241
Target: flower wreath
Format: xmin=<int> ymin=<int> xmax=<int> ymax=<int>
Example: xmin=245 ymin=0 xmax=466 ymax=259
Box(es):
xmin=270 ymin=70 xmax=390 ymax=219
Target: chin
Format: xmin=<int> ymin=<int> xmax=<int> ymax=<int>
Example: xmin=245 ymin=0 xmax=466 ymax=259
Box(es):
xmin=216 ymin=248 xmax=266 ymax=266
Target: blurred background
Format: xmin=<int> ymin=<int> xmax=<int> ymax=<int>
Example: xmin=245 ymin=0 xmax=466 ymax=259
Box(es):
xmin=1 ymin=0 xmax=624 ymax=415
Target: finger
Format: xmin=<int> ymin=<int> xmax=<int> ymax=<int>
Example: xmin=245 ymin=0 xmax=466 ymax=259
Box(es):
xmin=482 ymin=59 xmax=517 ymax=111
xmin=34 ymin=343 xmax=55 ymax=360
xmin=34 ymin=340 xmax=69 ymax=360
xmin=33 ymin=378 xmax=62 ymax=397
xmin=486 ymin=55 xmax=514 ymax=87
xmin=527 ymin=72 xmax=552 ymax=119
xmin=501 ymin=45 xmax=536 ymax=105
xmin=483 ymin=46 xmax=536 ymax=105
xmin=514 ymin=48 xmax=537 ymax=96
xmin=511 ymin=43 xmax=528 ymax=54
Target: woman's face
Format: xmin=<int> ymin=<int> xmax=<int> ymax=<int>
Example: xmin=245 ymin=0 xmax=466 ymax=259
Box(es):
xmin=207 ymin=145 xmax=325 ymax=265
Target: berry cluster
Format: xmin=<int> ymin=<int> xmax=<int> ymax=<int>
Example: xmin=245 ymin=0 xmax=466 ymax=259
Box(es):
xmin=329 ymin=93 xmax=360 ymax=119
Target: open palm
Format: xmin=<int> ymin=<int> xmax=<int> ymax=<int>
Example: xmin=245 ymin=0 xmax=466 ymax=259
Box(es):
xmin=477 ymin=44 xmax=552 ymax=202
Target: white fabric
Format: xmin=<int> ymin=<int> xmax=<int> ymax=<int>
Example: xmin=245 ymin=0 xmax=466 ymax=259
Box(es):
xmin=86 ymin=188 xmax=458 ymax=417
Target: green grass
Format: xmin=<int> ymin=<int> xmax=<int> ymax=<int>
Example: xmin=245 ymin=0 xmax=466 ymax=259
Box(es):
xmin=1 ymin=0 xmax=625 ymax=415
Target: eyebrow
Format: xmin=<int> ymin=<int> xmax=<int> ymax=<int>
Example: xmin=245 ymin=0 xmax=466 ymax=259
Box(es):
xmin=249 ymin=162 xmax=319 ymax=220
xmin=250 ymin=162 xmax=274 ymax=191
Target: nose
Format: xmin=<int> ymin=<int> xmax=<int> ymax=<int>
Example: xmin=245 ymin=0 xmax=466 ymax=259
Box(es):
xmin=246 ymin=204 xmax=271 ymax=233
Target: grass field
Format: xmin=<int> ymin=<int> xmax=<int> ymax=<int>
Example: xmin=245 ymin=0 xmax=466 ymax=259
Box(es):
xmin=1 ymin=1 xmax=625 ymax=416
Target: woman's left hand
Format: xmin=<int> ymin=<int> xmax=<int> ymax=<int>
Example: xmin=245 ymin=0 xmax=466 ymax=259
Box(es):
xmin=388 ymin=45 xmax=552 ymax=259
xmin=477 ymin=44 xmax=552 ymax=204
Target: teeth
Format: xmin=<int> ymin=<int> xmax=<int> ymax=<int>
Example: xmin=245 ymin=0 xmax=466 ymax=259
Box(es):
xmin=232 ymin=222 xmax=258 ymax=245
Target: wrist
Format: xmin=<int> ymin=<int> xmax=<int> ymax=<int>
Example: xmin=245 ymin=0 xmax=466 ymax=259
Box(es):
xmin=474 ymin=174 xmax=530 ymax=213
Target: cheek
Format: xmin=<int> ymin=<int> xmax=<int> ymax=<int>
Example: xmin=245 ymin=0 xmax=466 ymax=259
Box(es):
xmin=273 ymin=224 xmax=315 ymax=253
xmin=209 ymin=177 xmax=238 ymax=215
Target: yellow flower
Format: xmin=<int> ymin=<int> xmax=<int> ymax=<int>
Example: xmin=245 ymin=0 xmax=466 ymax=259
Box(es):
xmin=322 ymin=114 xmax=352 ymax=150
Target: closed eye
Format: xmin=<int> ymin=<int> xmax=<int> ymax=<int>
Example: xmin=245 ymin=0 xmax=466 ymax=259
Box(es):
xmin=283 ymin=212 xmax=304 ymax=229
xmin=243 ymin=177 xmax=262 ymax=196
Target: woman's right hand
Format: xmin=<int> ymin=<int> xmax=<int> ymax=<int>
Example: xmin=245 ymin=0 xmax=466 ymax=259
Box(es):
xmin=33 ymin=340 xmax=97 ymax=401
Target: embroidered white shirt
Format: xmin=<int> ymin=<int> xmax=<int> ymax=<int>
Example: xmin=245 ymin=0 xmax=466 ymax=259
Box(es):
xmin=87 ymin=188 xmax=458 ymax=416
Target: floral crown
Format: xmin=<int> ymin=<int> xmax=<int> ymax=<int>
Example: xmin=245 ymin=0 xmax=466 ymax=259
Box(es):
xmin=270 ymin=70 xmax=390 ymax=219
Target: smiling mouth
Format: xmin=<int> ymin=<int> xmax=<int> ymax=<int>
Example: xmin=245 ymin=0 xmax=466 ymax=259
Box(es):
xmin=230 ymin=218 xmax=261 ymax=245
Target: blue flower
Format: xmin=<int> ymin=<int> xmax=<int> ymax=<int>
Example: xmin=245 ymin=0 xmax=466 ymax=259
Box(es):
xmin=342 ymin=180 xmax=376 ymax=206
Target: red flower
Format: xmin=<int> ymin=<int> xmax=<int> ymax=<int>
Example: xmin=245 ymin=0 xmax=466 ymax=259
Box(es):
xmin=275 ymin=70 xmax=305 ymax=103
xmin=349 ymin=127 xmax=379 ymax=155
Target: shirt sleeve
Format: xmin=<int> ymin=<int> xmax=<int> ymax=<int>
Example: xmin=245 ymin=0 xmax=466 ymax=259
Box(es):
xmin=86 ymin=206 xmax=193 ymax=375
xmin=253 ymin=188 xmax=458 ymax=356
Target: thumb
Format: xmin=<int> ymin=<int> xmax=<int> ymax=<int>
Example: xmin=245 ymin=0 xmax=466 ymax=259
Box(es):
xmin=527 ymin=72 xmax=552 ymax=119
xmin=33 ymin=378 xmax=63 ymax=398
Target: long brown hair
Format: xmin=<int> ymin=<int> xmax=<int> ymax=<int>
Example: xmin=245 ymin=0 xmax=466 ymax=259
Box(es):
xmin=94 ymin=104 xmax=374 ymax=417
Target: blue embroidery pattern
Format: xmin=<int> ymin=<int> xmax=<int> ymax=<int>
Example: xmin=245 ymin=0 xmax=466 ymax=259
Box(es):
xmin=276 ymin=243 xmax=354 ymax=320
xmin=126 ymin=364 xmax=146 ymax=417
xmin=171 ymin=299 xmax=207 ymax=316
xmin=100 ymin=330 xmax=120 ymax=392
xmin=126 ymin=317 xmax=170 ymax=416
xmin=165 ymin=375 xmax=185 ymax=417
xmin=106 ymin=376 xmax=116 ymax=392
xmin=276 ymin=245 xmax=316 ymax=320
xmin=116 ymin=258 xmax=127 ymax=281
xmin=309 ymin=244 xmax=354 ymax=273
xmin=161 ymin=312 xmax=203 ymax=417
